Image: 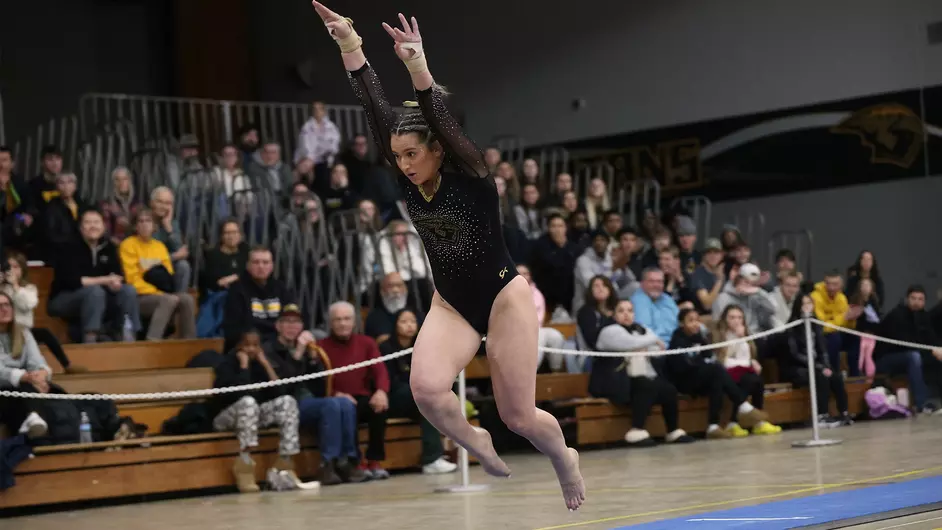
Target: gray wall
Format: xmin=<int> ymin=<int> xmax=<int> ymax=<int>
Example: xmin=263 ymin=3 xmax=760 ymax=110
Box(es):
xmin=709 ymin=176 xmax=942 ymax=306
xmin=0 ymin=0 xmax=173 ymax=144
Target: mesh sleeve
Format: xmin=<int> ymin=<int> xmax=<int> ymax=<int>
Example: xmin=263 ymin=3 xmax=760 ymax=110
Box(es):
xmin=416 ymin=86 xmax=488 ymax=179
xmin=348 ymin=63 xmax=398 ymax=169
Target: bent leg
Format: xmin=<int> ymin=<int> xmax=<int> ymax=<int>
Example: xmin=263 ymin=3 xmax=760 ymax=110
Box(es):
xmin=410 ymin=294 xmax=511 ymax=477
xmin=487 ymin=277 xmax=584 ymax=510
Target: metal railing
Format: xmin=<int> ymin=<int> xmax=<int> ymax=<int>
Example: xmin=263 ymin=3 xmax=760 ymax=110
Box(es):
xmin=620 ymin=178 xmax=661 ymax=226
xmin=491 ymin=135 xmax=525 ymax=168
xmin=574 ymin=160 xmax=615 ymax=200
xmin=539 ymin=147 xmax=570 ymax=191
xmin=671 ymin=195 xmax=712 ymax=239
xmin=11 ymin=115 xmax=80 ymax=179
xmin=728 ymin=212 xmax=767 ymax=256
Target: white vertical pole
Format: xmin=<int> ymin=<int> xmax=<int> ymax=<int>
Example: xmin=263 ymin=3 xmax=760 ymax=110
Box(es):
xmin=793 ymin=315 xmax=842 ymax=448
xmin=435 ymin=368 xmax=490 ymax=493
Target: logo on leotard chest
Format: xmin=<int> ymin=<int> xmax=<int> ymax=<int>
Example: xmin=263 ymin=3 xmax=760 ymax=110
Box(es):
xmin=499 ymin=267 xmax=508 ymax=279
xmin=412 ymin=216 xmax=461 ymax=246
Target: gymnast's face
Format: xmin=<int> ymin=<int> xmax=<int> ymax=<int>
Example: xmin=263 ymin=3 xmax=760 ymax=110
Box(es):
xmin=391 ymin=133 xmax=444 ymax=185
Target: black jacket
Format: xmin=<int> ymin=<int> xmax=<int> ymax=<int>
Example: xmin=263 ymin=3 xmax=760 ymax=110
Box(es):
xmin=265 ymin=339 xmax=331 ymax=401
xmin=784 ymin=323 xmax=830 ymax=373
xmin=198 ymin=243 xmax=249 ymax=298
xmin=530 ymin=234 xmax=579 ymax=312
xmin=49 ymin=238 xmax=124 ymax=299
xmin=222 ymin=272 xmax=299 ymax=351
xmin=26 ymin=175 xmax=60 ymax=217
xmin=40 ymin=197 xmax=87 ymax=263
xmin=576 ymin=305 xmax=613 ymax=351
xmin=664 ymin=327 xmax=713 ymax=384
xmin=875 ymin=303 xmax=940 ymax=359
xmin=207 ymin=351 xmax=292 ymax=418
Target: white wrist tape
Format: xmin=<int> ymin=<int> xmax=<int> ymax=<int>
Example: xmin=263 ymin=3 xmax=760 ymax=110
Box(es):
xmin=331 ymin=18 xmax=362 ymax=54
xmin=400 ymin=42 xmax=428 ymax=73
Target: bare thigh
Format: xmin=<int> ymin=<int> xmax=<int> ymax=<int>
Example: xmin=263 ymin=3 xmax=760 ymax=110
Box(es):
xmin=410 ymin=292 xmax=483 ymax=396
xmin=486 ymin=276 xmax=539 ymax=417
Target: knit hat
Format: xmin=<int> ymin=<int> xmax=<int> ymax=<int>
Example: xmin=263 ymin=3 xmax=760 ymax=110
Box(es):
xmin=676 ymin=216 xmax=697 ymax=236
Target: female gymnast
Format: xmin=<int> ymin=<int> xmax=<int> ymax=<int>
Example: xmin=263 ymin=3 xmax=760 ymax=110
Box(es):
xmin=311 ymin=1 xmax=585 ymax=511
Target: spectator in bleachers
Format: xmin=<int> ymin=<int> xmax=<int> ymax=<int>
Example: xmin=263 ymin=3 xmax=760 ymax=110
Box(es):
xmin=356 ymin=199 xmax=384 ymax=301
xmin=496 ymin=162 xmax=521 ymax=201
xmin=514 ymin=183 xmax=543 ymax=240
xmin=617 ymin=228 xmax=644 ymax=278
xmin=166 ymin=134 xmax=206 ymax=188
xmin=149 ymin=187 xmax=191 ymax=293
xmin=319 ymin=301 xmax=390 ymax=479
xmin=197 ymin=219 xmax=249 ymax=338
xmin=339 ymin=134 xmax=373 ymax=195
xmin=572 ymin=231 xmax=613 ymax=312
xmin=293 ymin=154 xmax=317 ymax=191
xmin=692 ymin=238 xmax=725 ymax=321
xmin=120 ymin=209 xmax=196 ymax=341
xmin=631 ymin=268 xmax=679 ymax=343
xmin=576 ymin=275 xmax=617 ymax=352
xmin=584 ymin=178 xmax=611 ymax=230
xmin=765 ymin=249 xmax=799 ymax=291
xmin=379 ymin=220 xmax=433 ymax=310
xmin=521 ymin=158 xmax=540 ymax=186
xmin=846 ymin=250 xmax=884 ymax=311
xmin=771 ymin=271 xmax=802 ymax=327
xmin=719 ymin=225 xmax=745 ymax=253
xmin=876 ymin=285 xmax=937 ymax=413
xmin=600 ymin=210 xmax=623 ymax=246
xmin=237 ymin=123 xmax=261 ymax=162
xmin=379 ymin=308 xmax=457 ymax=474
xmin=591 ymin=299 xmax=695 ymax=446
xmin=247 ymin=140 xmax=294 ymax=195
xmin=4 ymin=251 xmax=84 ymax=372
xmin=483 ymin=147 xmax=502 ymax=175
xmin=675 ymin=216 xmax=700 ymax=275
xmin=0 ymin=146 xmax=28 ymax=228
xmin=266 ymin=304 xmax=367 ymax=485
xmin=610 ymin=237 xmax=640 ymax=301
xmin=48 ymin=209 xmax=140 ymax=343
xmin=223 ymin=246 xmax=297 ymax=352
xmin=713 ymin=264 xmax=780 ymax=334
xmin=494 ymin=176 xmax=517 ymax=228
xmin=640 ymin=227 xmax=672 ymax=270
xmin=666 ymin=309 xmax=769 ymax=439
xmin=660 ymin=246 xmax=697 ymax=311
xmin=518 ymin=264 xmax=566 ymax=372
xmin=209 ymin=329 xmax=300 ymax=493
xmin=545 ymin=172 xmax=574 ymax=209
xmin=713 ymin=305 xmax=782 ymax=435
xmin=811 ymin=270 xmax=859 ymax=376
xmin=321 ymin=163 xmax=359 ymax=219
xmin=39 ymin=172 xmax=86 ymax=262
xmin=295 ymin=101 xmax=340 ymax=180
xmin=365 ymin=272 xmax=412 ymax=343
xmin=568 ymin=210 xmax=591 ymax=252
xmin=848 ymin=277 xmax=881 ymax=379
xmin=26 ymin=145 xmax=63 ymax=217
xmin=784 ymin=294 xmax=852 ymax=426
xmin=530 ymin=213 xmax=578 ymax=315
xmin=560 ymin=190 xmax=579 ymax=218
xmin=212 ymin=144 xmax=251 ymax=200
xmin=99 ymin=166 xmax=142 ymax=245
xmin=0 ymin=291 xmax=51 ymax=439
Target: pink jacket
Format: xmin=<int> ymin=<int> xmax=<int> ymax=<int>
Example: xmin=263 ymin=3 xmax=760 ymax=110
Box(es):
xmin=530 ymin=284 xmax=546 ymax=326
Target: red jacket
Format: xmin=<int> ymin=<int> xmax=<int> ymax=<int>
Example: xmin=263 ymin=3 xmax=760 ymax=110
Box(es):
xmin=319 ymin=334 xmax=390 ymax=397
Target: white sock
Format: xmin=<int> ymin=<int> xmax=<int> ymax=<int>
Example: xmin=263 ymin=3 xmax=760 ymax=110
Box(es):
xmin=707 ymin=424 xmax=720 ymax=433
xmin=737 ymin=402 xmax=755 ymax=414
xmin=624 ymin=428 xmax=651 ymax=443
xmin=18 ymin=412 xmax=46 ymax=435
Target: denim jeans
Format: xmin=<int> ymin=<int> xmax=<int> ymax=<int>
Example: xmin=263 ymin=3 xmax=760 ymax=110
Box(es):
xmin=825 ymin=332 xmax=861 ymax=377
xmin=298 ymin=396 xmax=358 ymax=462
xmin=875 ymin=350 xmax=928 ymax=408
xmin=196 ymin=290 xmax=227 ymax=338
xmin=47 ymin=284 xmax=141 ymax=337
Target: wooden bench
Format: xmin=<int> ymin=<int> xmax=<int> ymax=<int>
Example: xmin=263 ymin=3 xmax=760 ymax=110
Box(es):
xmin=30 ymin=266 xmax=70 ymax=343
xmin=42 ymin=338 xmax=223 ymax=374
xmin=55 ymin=368 xmax=214 ymax=397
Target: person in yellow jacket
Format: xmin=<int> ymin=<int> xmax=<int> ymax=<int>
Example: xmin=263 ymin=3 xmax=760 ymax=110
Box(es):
xmin=811 ymin=270 xmax=862 ymax=376
xmin=119 ymin=209 xmax=196 ymax=340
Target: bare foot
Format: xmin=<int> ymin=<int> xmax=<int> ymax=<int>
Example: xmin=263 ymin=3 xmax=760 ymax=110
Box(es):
xmin=554 ymin=448 xmax=585 ymax=511
xmin=468 ymin=427 xmax=512 ymax=477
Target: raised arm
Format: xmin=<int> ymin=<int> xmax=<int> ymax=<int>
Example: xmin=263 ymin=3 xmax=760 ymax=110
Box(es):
xmin=313 ymin=2 xmax=398 ymax=168
xmin=382 ymin=14 xmax=488 ymax=178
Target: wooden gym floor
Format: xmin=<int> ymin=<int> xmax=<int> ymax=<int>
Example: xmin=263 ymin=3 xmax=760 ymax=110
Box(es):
xmin=7 ymin=418 xmax=942 ymax=530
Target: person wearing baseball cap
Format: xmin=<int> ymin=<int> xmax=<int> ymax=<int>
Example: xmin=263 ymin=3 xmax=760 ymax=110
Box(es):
xmin=690 ymin=238 xmax=726 ymax=321
xmin=712 ymin=262 xmax=782 ymax=334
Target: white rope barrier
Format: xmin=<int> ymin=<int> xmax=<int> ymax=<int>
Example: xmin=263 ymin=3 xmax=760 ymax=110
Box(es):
xmin=2 ymin=316 xmax=936 ymax=402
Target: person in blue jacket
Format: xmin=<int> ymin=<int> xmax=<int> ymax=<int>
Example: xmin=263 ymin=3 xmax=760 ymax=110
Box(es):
xmin=630 ymin=267 xmax=679 ymax=343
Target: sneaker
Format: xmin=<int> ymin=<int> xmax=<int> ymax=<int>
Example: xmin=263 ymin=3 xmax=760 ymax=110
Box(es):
xmin=318 ymin=462 xmax=343 ymax=486
xmin=726 ymin=423 xmax=750 ymax=438
xmin=840 ymin=412 xmax=855 ymax=426
xmin=921 ymin=404 xmax=939 ymax=415
xmin=665 ymin=429 xmax=695 ymax=444
xmin=336 ymin=458 xmax=370 ymax=483
xmin=624 ymin=428 xmax=656 ymax=447
xmin=736 ymin=408 xmax=769 ymax=429
xmin=18 ymin=412 xmax=48 ymax=439
xmin=752 ymin=421 xmax=782 ymax=435
xmin=232 ymin=457 xmax=260 ymax=493
xmin=368 ymin=461 xmax=390 ymax=480
xmin=422 ymin=457 xmax=458 ymax=475
xmin=816 ymin=414 xmax=841 ymax=429
xmin=706 ymin=427 xmax=733 ymax=440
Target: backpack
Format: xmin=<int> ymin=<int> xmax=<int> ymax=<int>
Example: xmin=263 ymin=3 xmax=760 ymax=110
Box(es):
xmin=30 ymin=384 xmax=80 ymax=446
xmin=76 ymin=397 xmax=124 ymax=442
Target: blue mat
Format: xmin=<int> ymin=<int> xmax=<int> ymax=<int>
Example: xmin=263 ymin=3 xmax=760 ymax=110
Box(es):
xmin=615 ymin=475 xmax=942 ymax=529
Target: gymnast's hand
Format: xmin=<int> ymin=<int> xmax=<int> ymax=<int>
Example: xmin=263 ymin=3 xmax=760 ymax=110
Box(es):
xmin=313 ymin=0 xmax=364 ymax=56
xmin=382 ymin=13 xmax=422 ymax=62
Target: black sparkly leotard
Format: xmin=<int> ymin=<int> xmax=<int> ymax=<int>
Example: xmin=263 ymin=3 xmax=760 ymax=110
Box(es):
xmin=349 ymin=63 xmax=517 ymax=334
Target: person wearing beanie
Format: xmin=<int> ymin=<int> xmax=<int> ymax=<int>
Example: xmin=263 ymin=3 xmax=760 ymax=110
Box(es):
xmin=674 ymin=215 xmax=700 ymax=275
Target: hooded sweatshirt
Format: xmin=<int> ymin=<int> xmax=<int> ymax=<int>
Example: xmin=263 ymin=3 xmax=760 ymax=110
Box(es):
xmin=222 ymin=272 xmax=298 ymax=351
xmin=572 ymin=246 xmax=612 ymax=312
xmin=596 ymin=322 xmax=662 ymax=378
xmin=713 ymin=283 xmax=780 ymax=332
xmin=810 ymin=281 xmax=849 ymax=335
xmin=770 ymin=286 xmax=798 ymax=327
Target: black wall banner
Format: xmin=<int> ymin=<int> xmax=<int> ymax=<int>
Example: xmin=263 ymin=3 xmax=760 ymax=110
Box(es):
xmin=559 ymin=85 xmax=942 ymax=202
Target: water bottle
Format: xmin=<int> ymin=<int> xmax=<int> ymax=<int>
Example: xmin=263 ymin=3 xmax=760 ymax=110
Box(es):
xmin=79 ymin=412 xmax=93 ymax=443
xmin=123 ymin=314 xmax=135 ymax=342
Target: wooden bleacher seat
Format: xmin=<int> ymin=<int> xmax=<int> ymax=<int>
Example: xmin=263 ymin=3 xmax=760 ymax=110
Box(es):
xmin=31 ymin=266 xmax=70 ymax=343
xmin=41 ymin=338 xmax=223 ymax=374
xmin=55 ymin=367 xmax=214 ymax=396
